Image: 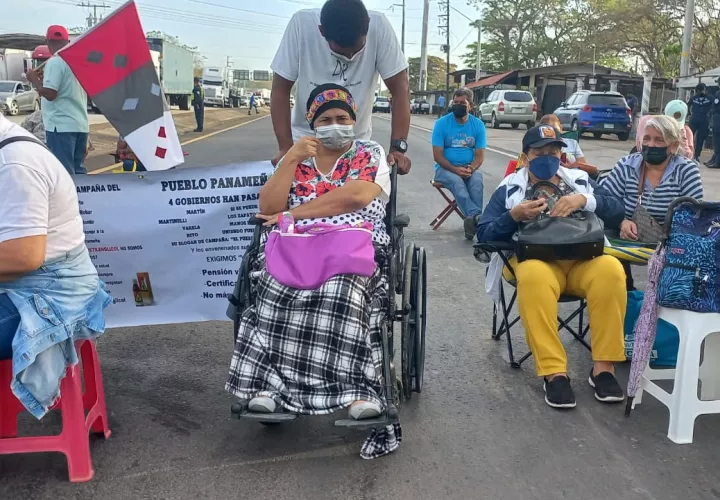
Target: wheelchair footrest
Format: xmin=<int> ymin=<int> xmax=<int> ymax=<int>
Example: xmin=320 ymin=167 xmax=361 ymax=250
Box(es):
xmin=238 ymin=411 xmax=299 ymax=423
xmin=334 ymin=414 xmax=392 ymax=429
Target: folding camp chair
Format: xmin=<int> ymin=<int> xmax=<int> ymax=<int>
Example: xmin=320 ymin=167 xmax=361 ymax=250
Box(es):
xmin=475 ymin=241 xmax=591 ymax=369
xmin=429 ymin=180 xmax=465 ymax=230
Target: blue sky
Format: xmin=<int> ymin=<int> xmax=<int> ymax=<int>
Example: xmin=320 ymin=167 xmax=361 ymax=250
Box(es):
xmin=3 ymin=0 xmax=482 ymax=71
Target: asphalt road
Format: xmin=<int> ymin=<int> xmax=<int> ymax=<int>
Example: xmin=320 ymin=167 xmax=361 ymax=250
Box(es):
xmin=2 ymin=115 xmax=720 ymax=500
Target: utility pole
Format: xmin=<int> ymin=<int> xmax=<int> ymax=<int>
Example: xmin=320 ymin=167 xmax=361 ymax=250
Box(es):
xmin=419 ymin=0 xmax=430 ymax=91
xmin=439 ymin=0 xmax=450 ymax=107
xmin=77 ymin=1 xmax=108 ymax=27
xmin=679 ymin=0 xmax=695 ymax=100
xmin=475 ymin=19 xmax=482 ymax=82
xmin=391 ymin=1 xmax=406 ymax=54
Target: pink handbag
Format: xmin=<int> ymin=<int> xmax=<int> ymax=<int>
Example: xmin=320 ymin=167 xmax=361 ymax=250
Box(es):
xmin=264 ymin=214 xmax=377 ymax=290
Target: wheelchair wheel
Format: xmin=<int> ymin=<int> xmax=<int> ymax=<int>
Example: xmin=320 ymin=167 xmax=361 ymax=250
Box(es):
xmin=411 ymin=247 xmax=427 ymax=393
xmin=400 ymin=243 xmax=416 ymax=400
xmin=394 ymin=226 xmax=405 ymax=295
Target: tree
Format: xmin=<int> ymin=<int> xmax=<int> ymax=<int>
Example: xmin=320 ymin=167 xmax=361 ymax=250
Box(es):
xmin=407 ymin=55 xmax=456 ymax=91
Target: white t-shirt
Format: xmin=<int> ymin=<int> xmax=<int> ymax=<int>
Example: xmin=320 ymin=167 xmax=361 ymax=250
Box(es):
xmin=562 ymin=138 xmax=584 ymax=164
xmin=0 ymin=115 xmax=84 ymax=262
xmin=271 ymin=9 xmax=408 ymax=142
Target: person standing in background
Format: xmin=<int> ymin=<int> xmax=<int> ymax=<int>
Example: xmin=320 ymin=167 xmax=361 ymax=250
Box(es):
xmin=25 ymin=25 xmax=89 ymax=176
xmin=269 ymin=0 xmax=411 ymax=175
xmin=688 ymin=83 xmax=712 ymax=162
xmin=437 ymin=94 xmax=445 ymax=116
xmin=708 ymin=79 xmax=720 ymax=169
xmin=248 ymin=94 xmax=259 ymax=115
xmin=192 ymin=77 xmax=204 ymax=132
xmin=626 ymin=93 xmax=638 ymax=115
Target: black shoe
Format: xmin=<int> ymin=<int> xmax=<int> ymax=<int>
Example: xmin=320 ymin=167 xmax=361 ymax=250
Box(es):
xmin=543 ymin=376 xmax=576 ymax=409
xmin=464 ymin=214 xmax=480 ymax=240
xmin=588 ymin=370 xmax=625 ymax=403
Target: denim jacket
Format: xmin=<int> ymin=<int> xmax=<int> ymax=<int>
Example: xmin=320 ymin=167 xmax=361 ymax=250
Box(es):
xmin=1 ymin=245 xmax=111 ymax=418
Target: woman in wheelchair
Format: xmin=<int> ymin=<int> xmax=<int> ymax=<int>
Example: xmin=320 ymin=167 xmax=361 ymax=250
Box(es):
xmin=226 ymin=84 xmax=393 ymax=421
xmin=477 ymin=125 xmax=627 ymax=409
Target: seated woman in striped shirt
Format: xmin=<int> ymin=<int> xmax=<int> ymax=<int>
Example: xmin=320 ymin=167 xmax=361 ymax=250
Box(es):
xmin=602 ymin=114 xmax=703 ymax=239
xmin=601 ymin=115 xmax=703 ymax=288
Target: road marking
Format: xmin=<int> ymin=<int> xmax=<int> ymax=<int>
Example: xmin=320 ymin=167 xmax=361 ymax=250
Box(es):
xmin=374 ymin=115 xmax=517 ymax=159
xmin=89 ymin=115 xmax=270 ymax=175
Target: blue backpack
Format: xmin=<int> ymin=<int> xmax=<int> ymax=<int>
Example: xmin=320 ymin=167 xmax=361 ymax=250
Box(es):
xmin=657 ymin=197 xmax=720 ymax=313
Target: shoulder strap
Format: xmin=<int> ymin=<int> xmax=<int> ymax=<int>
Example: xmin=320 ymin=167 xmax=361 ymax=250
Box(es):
xmin=637 ymin=162 xmax=647 ymax=202
xmin=0 ymin=136 xmax=48 ymax=151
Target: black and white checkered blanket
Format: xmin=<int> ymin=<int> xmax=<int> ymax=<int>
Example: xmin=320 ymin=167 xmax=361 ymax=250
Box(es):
xmin=226 ymin=248 xmax=401 ymax=459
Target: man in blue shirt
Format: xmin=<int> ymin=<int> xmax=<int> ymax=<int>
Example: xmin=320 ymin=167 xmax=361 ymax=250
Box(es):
xmin=689 ymin=83 xmax=712 ymax=161
xmin=26 ymin=25 xmax=89 ymax=176
xmin=432 ymin=87 xmax=487 ymax=239
xmin=437 ymin=94 xmax=445 ymax=116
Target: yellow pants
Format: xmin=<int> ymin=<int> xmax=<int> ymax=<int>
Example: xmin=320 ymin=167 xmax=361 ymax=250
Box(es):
xmin=504 ymin=255 xmax=627 ymax=377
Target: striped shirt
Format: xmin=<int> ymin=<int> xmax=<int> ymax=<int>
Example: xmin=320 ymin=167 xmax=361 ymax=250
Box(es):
xmin=600 ymin=153 xmax=703 ymax=223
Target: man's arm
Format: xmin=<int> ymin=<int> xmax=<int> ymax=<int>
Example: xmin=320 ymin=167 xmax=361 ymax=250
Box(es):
xmin=0 ymin=236 xmax=47 ymax=280
xmin=26 ymin=58 xmax=61 ymax=101
xmin=384 ymin=71 xmax=410 ymax=145
xmin=271 ymin=74 xmax=295 ymax=156
xmin=470 ymin=148 xmax=485 ymax=170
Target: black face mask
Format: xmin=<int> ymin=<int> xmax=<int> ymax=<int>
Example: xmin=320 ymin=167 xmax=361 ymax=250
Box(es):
xmin=452 ymin=103 xmax=468 ymax=118
xmin=642 ymin=145 xmax=669 ymax=165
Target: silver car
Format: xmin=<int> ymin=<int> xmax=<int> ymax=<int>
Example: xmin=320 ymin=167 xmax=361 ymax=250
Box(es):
xmin=0 ymin=80 xmax=39 ymax=116
xmin=479 ymin=89 xmax=537 ymax=129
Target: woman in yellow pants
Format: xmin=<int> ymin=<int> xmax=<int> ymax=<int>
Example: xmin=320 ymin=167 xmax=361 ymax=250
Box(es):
xmin=478 ymin=125 xmax=627 ymax=409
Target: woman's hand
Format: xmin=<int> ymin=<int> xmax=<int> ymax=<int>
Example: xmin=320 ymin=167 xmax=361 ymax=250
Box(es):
xmin=285 ymin=137 xmax=320 ymax=164
xmin=549 ymin=194 xmax=586 ymax=218
xmin=256 ymin=213 xmax=280 ymax=226
xmin=510 ymin=199 xmax=547 ymax=222
xmin=620 ymin=219 xmax=639 ymax=241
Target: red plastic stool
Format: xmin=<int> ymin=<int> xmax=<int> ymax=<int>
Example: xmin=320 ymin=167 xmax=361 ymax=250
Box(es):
xmin=0 ymin=340 xmax=111 ymax=482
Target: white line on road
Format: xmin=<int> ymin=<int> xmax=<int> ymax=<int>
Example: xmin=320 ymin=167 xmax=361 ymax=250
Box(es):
xmin=89 ymin=115 xmax=270 ymax=175
xmin=374 ymin=115 xmax=517 ymax=159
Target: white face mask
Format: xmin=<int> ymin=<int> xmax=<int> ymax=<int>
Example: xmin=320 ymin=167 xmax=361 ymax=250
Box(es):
xmin=330 ymin=45 xmax=366 ymax=63
xmin=315 ymin=124 xmax=355 ymax=150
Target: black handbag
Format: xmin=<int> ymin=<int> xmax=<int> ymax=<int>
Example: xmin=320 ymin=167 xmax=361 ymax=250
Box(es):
xmin=516 ymin=181 xmax=605 ymax=262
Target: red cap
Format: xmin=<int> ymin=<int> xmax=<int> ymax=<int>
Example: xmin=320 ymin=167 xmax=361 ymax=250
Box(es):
xmin=46 ymin=25 xmax=69 ymax=41
xmin=32 ymin=45 xmax=51 ymax=60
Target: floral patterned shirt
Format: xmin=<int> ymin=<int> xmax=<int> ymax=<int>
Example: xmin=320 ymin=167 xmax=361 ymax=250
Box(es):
xmin=284 ymin=140 xmax=391 ymax=245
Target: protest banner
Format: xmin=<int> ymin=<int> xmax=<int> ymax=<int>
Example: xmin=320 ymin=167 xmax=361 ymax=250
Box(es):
xmin=75 ymin=162 xmax=272 ymax=328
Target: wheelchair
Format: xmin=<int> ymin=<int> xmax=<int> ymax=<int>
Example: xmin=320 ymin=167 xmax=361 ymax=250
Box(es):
xmin=227 ymin=165 xmax=427 ymax=429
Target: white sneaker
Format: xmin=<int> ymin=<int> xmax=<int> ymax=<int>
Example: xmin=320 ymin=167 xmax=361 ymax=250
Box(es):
xmin=248 ymin=396 xmax=276 ymax=413
xmin=348 ymin=401 xmax=382 ymax=420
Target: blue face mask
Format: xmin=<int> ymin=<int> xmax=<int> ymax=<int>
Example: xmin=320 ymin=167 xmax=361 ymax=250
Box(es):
xmin=528 ymin=155 xmax=560 ymax=180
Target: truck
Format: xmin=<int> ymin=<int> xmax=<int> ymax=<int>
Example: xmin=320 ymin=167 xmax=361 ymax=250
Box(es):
xmin=146 ymin=37 xmax=194 ymax=110
xmin=202 ymin=66 xmax=230 ymax=107
xmin=0 ymin=49 xmax=32 ymax=81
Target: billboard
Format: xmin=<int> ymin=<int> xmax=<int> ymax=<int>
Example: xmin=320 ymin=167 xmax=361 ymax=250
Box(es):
xmin=253 ymin=70 xmax=270 ymax=81
xmin=233 ymin=69 xmax=250 ymax=81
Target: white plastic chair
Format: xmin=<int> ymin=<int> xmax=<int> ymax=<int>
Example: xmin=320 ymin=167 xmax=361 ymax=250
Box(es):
xmin=632 ymin=307 xmax=720 ymax=444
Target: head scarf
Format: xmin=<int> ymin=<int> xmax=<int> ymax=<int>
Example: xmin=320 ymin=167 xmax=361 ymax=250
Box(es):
xmin=635 ymin=115 xmax=652 ymax=153
xmin=306 ymin=85 xmax=358 ymax=129
xmin=664 ymin=100 xmax=688 ymax=126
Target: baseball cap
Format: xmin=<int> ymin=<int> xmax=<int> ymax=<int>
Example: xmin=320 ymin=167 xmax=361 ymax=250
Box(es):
xmin=46 ymin=25 xmax=69 ymax=41
xmin=522 ymin=125 xmax=567 ymax=152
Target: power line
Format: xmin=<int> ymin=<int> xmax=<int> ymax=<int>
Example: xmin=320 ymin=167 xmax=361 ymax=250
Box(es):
xmin=187 ymin=0 xmax=291 ymax=19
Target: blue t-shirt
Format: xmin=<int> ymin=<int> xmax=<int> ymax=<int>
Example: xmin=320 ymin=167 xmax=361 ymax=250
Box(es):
xmin=431 ymin=113 xmax=487 ymax=171
xmin=437 ymin=96 xmax=445 ymax=108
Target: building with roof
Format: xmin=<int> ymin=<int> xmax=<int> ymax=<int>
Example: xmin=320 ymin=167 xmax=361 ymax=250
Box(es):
xmin=459 ymin=62 xmax=675 ymax=115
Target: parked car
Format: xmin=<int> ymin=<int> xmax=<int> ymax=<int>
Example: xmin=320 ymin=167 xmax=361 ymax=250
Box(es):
xmin=553 ymin=90 xmax=632 ymax=141
xmin=411 ymin=99 xmax=431 ymax=114
xmin=373 ymin=96 xmax=391 ymax=113
xmin=0 ymin=80 xmax=39 ymax=116
xmin=479 ymin=90 xmax=537 ymax=129
xmin=239 ymin=95 xmax=248 ymax=107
